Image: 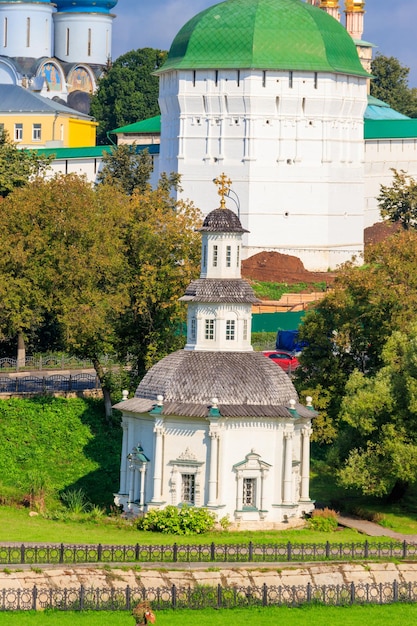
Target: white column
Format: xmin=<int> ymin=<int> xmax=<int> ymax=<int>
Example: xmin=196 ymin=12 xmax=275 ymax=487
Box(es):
xmin=151 ymin=422 xmax=164 ymax=502
xmin=139 ymin=464 xmax=147 ymax=510
xmin=207 ymin=431 xmax=219 ymax=506
xmin=120 ymin=420 xmax=129 ymax=494
xmin=275 ymin=426 xmax=284 ymax=504
xmin=300 ymin=427 xmax=312 ymax=501
xmin=283 ymin=431 xmax=294 ymax=504
xmin=128 ymin=462 xmax=135 ymax=505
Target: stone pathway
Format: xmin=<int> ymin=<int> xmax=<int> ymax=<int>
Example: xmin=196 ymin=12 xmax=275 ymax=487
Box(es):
xmin=338 ymin=514 xmax=417 ymax=542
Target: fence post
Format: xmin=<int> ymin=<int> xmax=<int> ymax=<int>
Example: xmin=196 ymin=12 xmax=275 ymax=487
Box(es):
xmin=59 ymin=543 xmax=65 ymax=564
xmin=364 ymin=540 xmax=369 ymax=559
xmin=173 ymin=543 xmax=178 ymax=562
xmin=262 ymin=583 xmax=268 ymax=606
xmin=210 ymin=542 xmax=215 ymax=561
xmin=80 ymin=585 xmax=85 ymax=610
xmin=97 ymin=543 xmax=102 ymax=562
xmin=135 ymin=544 xmax=140 ymax=561
xmin=403 ymin=540 xmax=408 ymax=559
xmin=350 ymin=581 xmax=355 ymax=604
xmin=307 ymin=582 xmax=311 ymax=603
xmin=217 ymin=584 xmax=222 ymax=609
xmin=325 ymin=541 xmax=330 ymax=559
xmin=287 ymin=541 xmax=292 ymax=562
xmin=126 ymin=585 xmax=131 ymax=610
xmin=20 ymin=544 xmax=25 ymax=565
xmin=32 ymin=585 xmax=37 ymax=610
xmin=171 ymin=584 xmax=177 ymax=609
xmin=393 ymin=579 xmax=398 ymax=602
xmin=249 ymin=541 xmax=253 ymax=562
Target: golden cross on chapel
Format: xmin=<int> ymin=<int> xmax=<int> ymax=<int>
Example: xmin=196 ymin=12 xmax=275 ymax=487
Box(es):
xmin=214 ymin=173 xmax=232 ymax=209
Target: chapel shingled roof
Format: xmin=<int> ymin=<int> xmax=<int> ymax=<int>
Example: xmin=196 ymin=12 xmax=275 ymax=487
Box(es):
xmin=180 ymin=279 xmax=260 ymax=304
xmin=200 ymin=208 xmax=249 ymax=233
xmin=114 ymin=351 xmax=314 ymax=420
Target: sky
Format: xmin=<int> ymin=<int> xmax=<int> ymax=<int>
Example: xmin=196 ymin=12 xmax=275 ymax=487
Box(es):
xmin=112 ymin=0 xmax=417 ymax=87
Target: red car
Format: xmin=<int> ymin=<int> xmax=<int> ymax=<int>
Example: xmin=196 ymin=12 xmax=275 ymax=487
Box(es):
xmin=262 ymin=350 xmax=300 ymax=373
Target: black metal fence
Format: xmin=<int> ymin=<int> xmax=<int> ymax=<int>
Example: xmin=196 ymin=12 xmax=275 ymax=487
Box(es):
xmin=0 ymin=374 xmax=100 ymax=393
xmin=1 ymin=540 xmax=417 ymax=565
xmin=1 ymin=581 xmax=417 ymax=611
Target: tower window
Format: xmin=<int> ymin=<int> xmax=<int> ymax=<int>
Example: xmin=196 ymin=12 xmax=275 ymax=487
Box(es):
xmin=243 ymin=319 xmax=248 ymax=341
xmin=262 ymin=70 xmax=266 ymax=87
xmin=289 ymin=71 xmax=293 ymax=89
xmin=202 ymin=244 xmax=207 ymax=268
xmin=3 ymin=17 xmax=7 ymax=47
xmin=243 ymin=478 xmax=256 ymax=507
xmin=205 ymin=319 xmax=215 ymax=341
xmin=226 ymin=245 xmax=231 ymax=267
xmin=190 ymin=318 xmax=196 ymax=341
xmin=212 ymin=245 xmax=218 ymax=267
xmin=226 ymin=320 xmax=235 ymax=341
xmin=237 ymin=245 xmax=240 ymax=268
xmin=181 ymin=474 xmax=195 ymax=504
xmin=314 ymin=72 xmax=318 ymax=89
xmin=66 ymin=28 xmax=70 ymax=56
xmin=87 ymin=28 xmax=91 ymax=56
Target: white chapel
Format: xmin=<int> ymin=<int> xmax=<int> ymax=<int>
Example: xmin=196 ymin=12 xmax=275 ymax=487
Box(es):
xmin=114 ymin=177 xmax=316 ymax=528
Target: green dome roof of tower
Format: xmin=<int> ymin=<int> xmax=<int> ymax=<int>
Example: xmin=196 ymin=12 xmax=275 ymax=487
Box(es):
xmin=159 ymin=0 xmax=368 ymax=77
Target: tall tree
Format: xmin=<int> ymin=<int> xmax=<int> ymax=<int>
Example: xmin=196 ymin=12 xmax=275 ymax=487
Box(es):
xmin=0 ymin=129 xmax=52 ymax=199
xmin=90 ymin=48 xmax=167 ymax=145
xmin=378 ymin=169 xmax=417 ymax=229
xmin=338 ymin=328 xmax=417 ymax=499
xmin=0 ymin=174 xmax=131 ymax=417
xmin=295 ymin=230 xmax=417 ymax=444
xmin=370 ymin=54 xmax=417 ymax=117
xmin=96 ymin=145 xmax=153 ymax=195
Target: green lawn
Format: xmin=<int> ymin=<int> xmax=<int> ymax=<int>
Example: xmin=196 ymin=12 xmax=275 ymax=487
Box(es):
xmin=1 ymin=605 xmax=417 ymax=626
xmin=0 ymin=505 xmax=388 ymax=547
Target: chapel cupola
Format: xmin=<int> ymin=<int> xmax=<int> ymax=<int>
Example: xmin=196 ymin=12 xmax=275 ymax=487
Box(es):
xmin=180 ymin=174 xmax=259 ymax=353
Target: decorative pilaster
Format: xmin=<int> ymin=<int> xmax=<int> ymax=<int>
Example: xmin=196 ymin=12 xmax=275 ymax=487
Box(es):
xmin=150 ymin=421 xmax=165 ymax=503
xmin=345 ymin=1 xmax=365 ymax=40
xmin=283 ymin=431 xmax=294 ymax=504
xmin=300 ymin=426 xmax=312 ymax=501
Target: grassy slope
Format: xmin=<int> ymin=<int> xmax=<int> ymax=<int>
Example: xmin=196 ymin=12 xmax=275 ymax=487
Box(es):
xmin=0 ymin=397 xmax=121 ymax=509
xmin=1 ymin=606 xmax=417 ymax=626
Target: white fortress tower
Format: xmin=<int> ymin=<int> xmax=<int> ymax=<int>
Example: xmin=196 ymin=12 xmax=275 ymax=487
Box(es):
xmin=53 ymin=0 xmax=117 ymax=65
xmin=0 ymin=0 xmax=55 ymax=58
xmin=157 ymin=0 xmax=369 ymax=271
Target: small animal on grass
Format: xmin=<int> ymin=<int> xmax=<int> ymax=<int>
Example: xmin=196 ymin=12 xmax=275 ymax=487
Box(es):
xmin=132 ymin=601 xmax=156 ymax=625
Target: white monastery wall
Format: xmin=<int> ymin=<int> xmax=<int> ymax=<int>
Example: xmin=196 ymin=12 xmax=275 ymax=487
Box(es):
xmin=159 ymin=69 xmax=368 ymax=271
xmin=365 ymin=138 xmax=417 ymax=228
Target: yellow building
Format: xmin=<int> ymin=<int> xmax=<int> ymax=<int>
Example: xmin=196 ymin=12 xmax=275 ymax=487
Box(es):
xmin=0 ymin=84 xmax=97 ymax=148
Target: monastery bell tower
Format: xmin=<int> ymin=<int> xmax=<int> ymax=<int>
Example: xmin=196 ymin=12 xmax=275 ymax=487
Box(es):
xmin=345 ymin=0 xmax=365 ymax=40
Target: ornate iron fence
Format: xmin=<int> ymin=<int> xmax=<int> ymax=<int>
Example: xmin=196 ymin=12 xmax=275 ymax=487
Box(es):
xmin=1 ymin=581 xmax=417 ymax=611
xmin=1 ymin=540 xmax=417 ymax=565
xmin=0 ymin=374 xmax=100 ymax=393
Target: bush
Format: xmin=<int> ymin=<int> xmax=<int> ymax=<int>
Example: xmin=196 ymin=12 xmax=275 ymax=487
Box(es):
xmin=137 ymin=505 xmax=216 ymax=535
xmin=307 ymin=507 xmax=338 ymax=532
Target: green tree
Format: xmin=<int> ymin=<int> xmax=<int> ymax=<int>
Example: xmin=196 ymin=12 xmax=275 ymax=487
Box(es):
xmin=116 ymin=179 xmax=201 ymax=378
xmin=295 ymin=230 xmax=417 ymax=444
xmin=0 ymin=129 xmax=52 ymax=198
xmin=378 ymin=169 xmax=417 ymax=229
xmin=0 ymin=174 xmax=131 ymax=417
xmin=338 ymin=328 xmax=417 ymax=499
xmin=90 ymin=48 xmax=167 ymax=145
xmin=370 ymin=54 xmax=417 ymax=117
xmin=97 ymin=145 xmax=153 ymax=195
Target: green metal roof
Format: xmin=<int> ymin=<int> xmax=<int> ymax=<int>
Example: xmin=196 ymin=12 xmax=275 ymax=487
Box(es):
xmin=159 ymin=0 xmax=369 ymax=76
xmin=111 ymin=115 xmax=161 ymax=135
xmin=365 ymin=119 xmax=417 ymax=140
xmin=33 ymin=144 xmax=160 ymax=158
